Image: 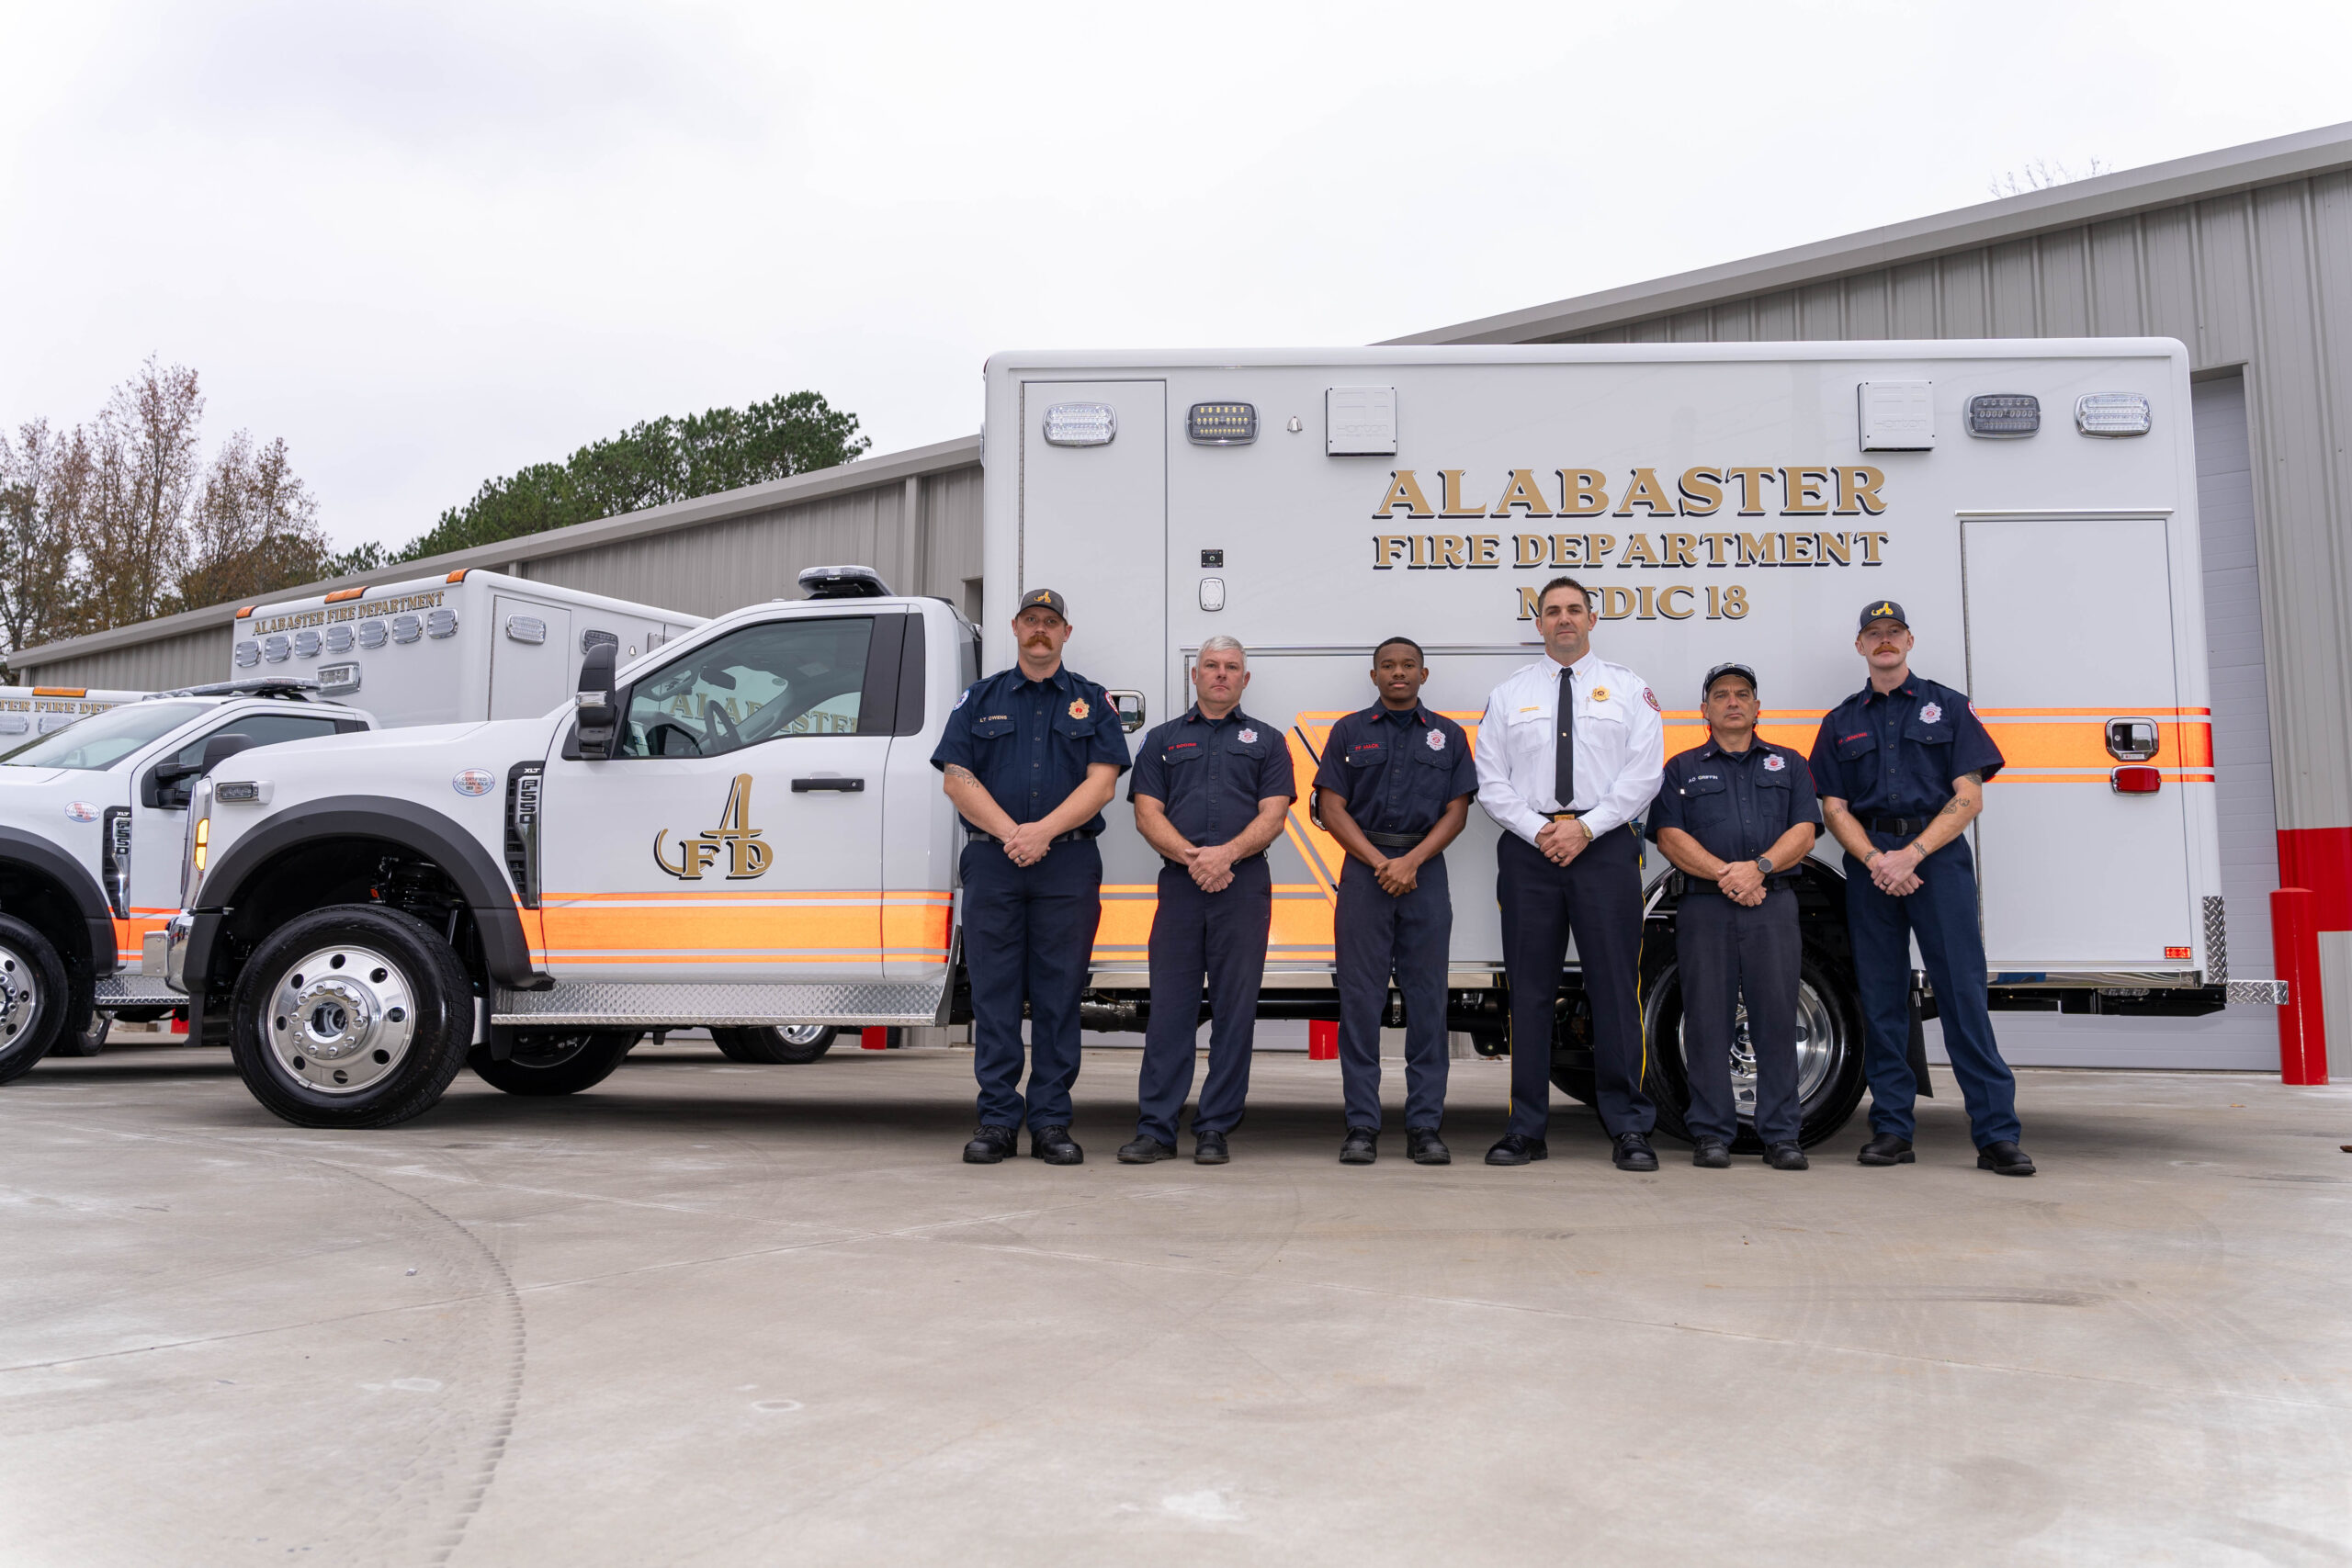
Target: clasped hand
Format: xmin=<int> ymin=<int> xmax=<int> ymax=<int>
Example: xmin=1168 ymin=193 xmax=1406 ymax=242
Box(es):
xmin=1533 ymin=818 xmax=1590 ymax=867
xmin=1714 ymin=859 xmax=1767 ymax=907
xmin=1001 ymin=822 xmax=1057 ymax=866
xmin=1184 ymin=840 xmax=1238 ymax=893
xmin=1870 ymin=844 xmax=1926 ymax=896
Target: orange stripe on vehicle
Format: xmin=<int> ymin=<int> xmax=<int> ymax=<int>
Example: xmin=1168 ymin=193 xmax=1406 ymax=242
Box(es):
xmin=1980 ymin=720 xmax=2212 ymax=770
xmin=323 ymin=587 xmax=366 ymax=603
xmin=539 ymin=905 xmax=881 ymax=957
xmin=31 ymin=687 xmax=86 ymax=697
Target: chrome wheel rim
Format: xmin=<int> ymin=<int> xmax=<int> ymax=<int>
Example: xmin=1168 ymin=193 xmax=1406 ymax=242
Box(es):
xmin=778 ymin=1024 xmax=831 ymax=1047
xmin=266 ymin=944 xmax=415 ymax=1095
xmin=0 ymin=946 xmax=41 ymax=1045
xmin=1677 ymin=976 xmax=1838 ymax=1122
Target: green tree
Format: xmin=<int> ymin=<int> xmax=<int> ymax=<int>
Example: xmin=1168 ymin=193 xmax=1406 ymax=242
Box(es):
xmin=401 ymin=389 xmax=867 ymax=561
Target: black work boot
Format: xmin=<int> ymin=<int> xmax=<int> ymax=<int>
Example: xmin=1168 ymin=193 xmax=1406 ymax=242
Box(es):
xmin=1339 ymin=1127 xmax=1378 ymax=1165
xmin=963 ymin=1125 xmax=1017 ymax=1164
xmin=1406 ymin=1128 xmax=1451 ymax=1166
xmin=1117 ymin=1134 xmax=1177 ymax=1164
xmin=1030 ymin=1125 xmax=1083 ymax=1166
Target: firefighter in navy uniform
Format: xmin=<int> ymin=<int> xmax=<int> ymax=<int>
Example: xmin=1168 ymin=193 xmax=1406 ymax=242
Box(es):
xmin=1313 ymin=637 xmax=1477 ymax=1166
xmin=1647 ymin=663 xmax=1821 ymax=1170
xmin=932 ymin=588 xmax=1132 ymax=1166
xmin=1809 ymin=601 xmax=2035 ymax=1176
xmin=1117 ymin=636 xmax=1296 ymax=1166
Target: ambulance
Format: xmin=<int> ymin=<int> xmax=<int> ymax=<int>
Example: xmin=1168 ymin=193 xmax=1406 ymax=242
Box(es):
xmin=0 ymin=687 xmax=147 ymax=739
xmin=0 ymin=570 xmax=703 ymax=1083
xmin=170 ymin=341 xmax=2275 ymax=1134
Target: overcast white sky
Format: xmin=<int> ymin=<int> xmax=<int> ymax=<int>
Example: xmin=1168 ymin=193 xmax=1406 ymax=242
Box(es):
xmin=6 ymin=0 xmax=2351 ymax=553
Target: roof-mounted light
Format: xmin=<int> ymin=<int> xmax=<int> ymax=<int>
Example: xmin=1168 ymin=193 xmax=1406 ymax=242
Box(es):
xmin=1966 ymin=394 xmax=2041 ymax=438
xmin=1043 ymin=401 xmax=1116 ymax=446
xmin=798 ymin=565 xmax=893 ymax=600
xmin=2076 ymin=392 xmax=2152 ymax=437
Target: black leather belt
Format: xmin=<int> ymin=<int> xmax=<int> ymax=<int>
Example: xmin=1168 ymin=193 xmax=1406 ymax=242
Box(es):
xmin=1547 ymin=809 xmax=1588 ymax=820
xmin=968 ymin=829 xmax=1088 ymax=845
xmin=1362 ymin=829 xmax=1427 ymax=850
xmin=1867 ymin=816 xmax=1931 ymax=835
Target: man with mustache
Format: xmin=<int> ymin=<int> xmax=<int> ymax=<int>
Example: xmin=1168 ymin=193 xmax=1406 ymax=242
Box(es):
xmin=1648 ymin=662 xmax=1819 ymax=1169
xmin=1809 ymin=601 xmax=2033 ymax=1176
xmin=933 ymin=588 xmax=1132 ymax=1166
xmin=1118 ymin=636 xmax=1295 ymax=1166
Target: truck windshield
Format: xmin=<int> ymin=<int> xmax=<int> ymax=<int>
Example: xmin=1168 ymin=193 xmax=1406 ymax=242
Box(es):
xmin=0 ymin=703 xmax=207 ymax=771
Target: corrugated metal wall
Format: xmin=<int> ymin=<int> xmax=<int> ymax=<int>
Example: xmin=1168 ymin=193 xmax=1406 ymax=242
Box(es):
xmin=1551 ymin=175 xmax=2352 ymax=845
xmin=32 ymin=625 xmax=235 ymax=693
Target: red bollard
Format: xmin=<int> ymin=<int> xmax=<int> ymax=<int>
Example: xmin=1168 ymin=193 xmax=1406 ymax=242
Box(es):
xmin=2271 ymin=886 xmax=2329 ymax=1085
xmin=1307 ymin=1021 xmax=1339 ymax=1061
xmin=860 ymin=1027 xmax=888 ymax=1050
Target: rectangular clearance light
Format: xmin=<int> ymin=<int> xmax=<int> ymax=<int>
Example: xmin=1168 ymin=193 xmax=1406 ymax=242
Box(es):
xmin=2076 ymin=392 xmax=2152 ymax=437
xmin=1966 ymin=394 xmax=2041 ymax=437
xmin=1187 ymin=402 xmax=1257 ymax=446
xmin=1043 ymin=401 xmax=1117 ymax=446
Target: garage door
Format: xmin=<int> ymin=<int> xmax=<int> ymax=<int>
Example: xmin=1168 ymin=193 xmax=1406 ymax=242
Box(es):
xmin=1939 ymin=372 xmax=2281 ymax=1070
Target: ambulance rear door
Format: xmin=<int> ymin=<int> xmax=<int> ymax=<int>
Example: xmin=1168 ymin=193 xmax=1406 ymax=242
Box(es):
xmin=1961 ymin=513 xmax=2204 ymax=972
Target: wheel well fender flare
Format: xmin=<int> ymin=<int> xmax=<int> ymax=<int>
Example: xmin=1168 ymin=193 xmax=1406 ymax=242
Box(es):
xmin=198 ymin=797 xmax=537 ymax=987
xmin=0 ymin=825 xmax=114 ymax=975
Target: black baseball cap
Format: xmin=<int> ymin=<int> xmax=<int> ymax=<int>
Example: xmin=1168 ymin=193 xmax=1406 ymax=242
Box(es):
xmin=1858 ymin=599 xmax=1908 ymax=631
xmin=1702 ymin=661 xmax=1758 ymax=697
xmin=1017 ymin=588 xmax=1069 ymax=621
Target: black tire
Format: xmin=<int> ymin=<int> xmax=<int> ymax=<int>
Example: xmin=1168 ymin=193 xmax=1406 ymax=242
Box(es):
xmin=713 ymin=1024 xmax=837 ymax=1064
xmin=1635 ymin=944 xmax=1866 ymax=1152
xmin=48 ymin=1010 xmax=110 ymax=1057
xmin=228 ymin=903 xmax=475 ymax=1129
xmin=0 ymin=914 xmax=74 ymax=1085
xmin=469 ymin=1030 xmax=642 ymax=1096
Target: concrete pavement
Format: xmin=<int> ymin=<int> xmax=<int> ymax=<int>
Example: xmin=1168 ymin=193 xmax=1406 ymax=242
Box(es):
xmin=3 ymin=1042 xmax=2348 ymax=1566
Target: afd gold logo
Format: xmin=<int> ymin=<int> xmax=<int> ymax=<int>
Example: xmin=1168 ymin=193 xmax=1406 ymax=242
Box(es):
xmin=654 ymin=774 xmax=772 ymax=880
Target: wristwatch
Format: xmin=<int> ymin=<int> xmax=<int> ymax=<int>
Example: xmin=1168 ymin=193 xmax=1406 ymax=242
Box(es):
xmin=1756 ymin=854 xmax=1774 ymax=875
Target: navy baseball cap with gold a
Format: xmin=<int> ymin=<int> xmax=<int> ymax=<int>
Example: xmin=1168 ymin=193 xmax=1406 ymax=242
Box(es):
xmin=1017 ymin=588 xmax=1069 ymax=620
xmin=1858 ymin=599 xmax=1908 ymax=631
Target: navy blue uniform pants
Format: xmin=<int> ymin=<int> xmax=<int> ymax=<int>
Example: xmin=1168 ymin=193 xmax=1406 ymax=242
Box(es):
xmin=1334 ymin=853 xmax=1451 ymax=1131
xmin=1845 ymin=832 xmax=2021 ymax=1147
xmin=961 ymin=837 xmax=1102 ymax=1132
xmin=1677 ymin=886 xmax=1803 ymax=1146
xmin=1136 ymin=857 xmax=1272 ymax=1145
xmin=1498 ymin=827 xmax=1654 ymax=1140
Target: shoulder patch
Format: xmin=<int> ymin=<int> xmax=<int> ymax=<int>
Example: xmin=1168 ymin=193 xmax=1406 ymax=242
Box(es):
xmin=953 ymin=687 xmax=971 ymax=711
xmin=1642 ymin=687 xmax=1661 ymax=712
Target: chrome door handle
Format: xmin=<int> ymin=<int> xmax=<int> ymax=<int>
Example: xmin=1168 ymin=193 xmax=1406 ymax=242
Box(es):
xmin=790 ymin=777 xmax=865 ymax=792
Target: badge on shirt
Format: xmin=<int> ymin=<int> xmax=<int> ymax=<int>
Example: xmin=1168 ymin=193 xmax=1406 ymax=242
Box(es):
xmin=953 ymin=688 xmax=970 ymax=711
xmin=1068 ymin=697 xmax=1091 ymax=720
xmin=1238 ymin=727 xmax=1257 ymax=743
xmin=1426 ymin=728 xmax=1446 ymax=751
xmin=1763 ymin=752 xmax=1786 ymax=772
xmin=1642 ymin=687 xmax=1661 ymax=713
xmin=1591 ymin=686 xmax=1610 ymax=703
xmin=1919 ymin=702 xmax=1943 ymax=724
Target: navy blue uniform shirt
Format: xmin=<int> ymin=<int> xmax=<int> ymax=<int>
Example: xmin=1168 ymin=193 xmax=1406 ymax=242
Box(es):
xmin=1807 ymin=674 xmax=2003 ymax=820
xmin=1128 ymin=705 xmax=1296 ymax=855
xmin=1648 ymin=737 xmax=1822 ymax=869
xmin=1312 ymin=703 xmax=1477 ymax=836
xmin=931 ymin=664 xmax=1132 ymax=835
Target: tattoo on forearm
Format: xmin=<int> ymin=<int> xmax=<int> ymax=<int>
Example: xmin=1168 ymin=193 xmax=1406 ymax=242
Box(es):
xmin=1957 ymin=771 xmax=1983 ymax=786
xmin=944 ymin=764 xmax=977 ymax=784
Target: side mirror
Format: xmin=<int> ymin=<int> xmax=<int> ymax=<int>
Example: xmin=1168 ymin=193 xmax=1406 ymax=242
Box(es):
xmin=575 ymin=644 xmax=619 ymax=759
xmin=142 ymin=731 xmax=259 ymax=809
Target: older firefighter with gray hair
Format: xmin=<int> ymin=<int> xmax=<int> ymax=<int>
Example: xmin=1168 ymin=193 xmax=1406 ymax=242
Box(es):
xmin=1118 ymin=635 xmax=1296 ymax=1165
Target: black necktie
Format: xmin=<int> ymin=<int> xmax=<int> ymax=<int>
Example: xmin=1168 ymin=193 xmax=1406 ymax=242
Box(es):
xmin=1555 ymin=666 xmax=1576 ymax=810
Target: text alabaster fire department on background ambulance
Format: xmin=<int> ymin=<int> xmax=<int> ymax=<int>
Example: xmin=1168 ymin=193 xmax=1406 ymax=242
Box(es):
xmin=158 ymin=341 xmax=2276 ymax=1136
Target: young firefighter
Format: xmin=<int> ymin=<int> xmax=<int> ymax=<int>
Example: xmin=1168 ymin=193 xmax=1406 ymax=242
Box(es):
xmin=1809 ymin=601 xmax=2034 ymax=1176
xmin=1474 ymin=576 xmax=1665 ymax=1170
xmin=932 ymin=589 xmax=1131 ymax=1167
xmin=1118 ymin=637 xmax=1295 ymax=1166
xmin=1647 ymin=662 xmax=1819 ymax=1169
xmin=1313 ymin=637 xmax=1476 ymax=1166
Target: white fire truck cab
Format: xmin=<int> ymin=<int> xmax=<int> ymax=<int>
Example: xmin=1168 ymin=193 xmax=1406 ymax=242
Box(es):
xmin=176 ymin=341 xmax=2267 ymax=1135
xmin=0 ymin=570 xmax=702 ymax=1084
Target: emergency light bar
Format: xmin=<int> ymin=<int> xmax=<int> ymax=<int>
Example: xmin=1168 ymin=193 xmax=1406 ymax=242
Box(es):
xmin=798 ymin=565 xmax=893 ymax=600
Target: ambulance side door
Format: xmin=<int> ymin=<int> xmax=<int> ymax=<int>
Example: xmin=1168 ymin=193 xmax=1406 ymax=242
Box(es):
xmin=535 ymin=611 xmax=898 ymax=984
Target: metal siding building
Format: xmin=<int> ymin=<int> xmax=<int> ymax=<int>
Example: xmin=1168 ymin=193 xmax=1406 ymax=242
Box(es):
xmin=1392 ymin=120 xmax=2352 ymax=1066
xmin=19 ymin=123 xmax=2352 ymax=1063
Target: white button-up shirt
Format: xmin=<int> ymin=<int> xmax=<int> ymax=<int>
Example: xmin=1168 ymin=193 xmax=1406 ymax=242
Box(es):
xmin=1476 ymin=649 xmax=1666 ymax=847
